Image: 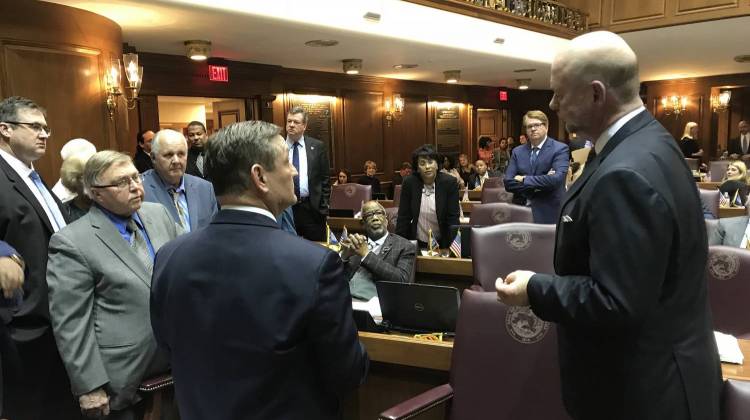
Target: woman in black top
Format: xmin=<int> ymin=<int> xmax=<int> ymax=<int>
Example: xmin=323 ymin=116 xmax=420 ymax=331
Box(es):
xmin=356 ymin=160 xmax=381 ymax=195
xmin=679 ymin=121 xmax=703 ymax=158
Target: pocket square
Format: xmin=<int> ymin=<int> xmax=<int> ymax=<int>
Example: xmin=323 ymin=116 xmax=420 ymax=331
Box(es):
xmin=562 ymin=215 xmax=573 ymax=223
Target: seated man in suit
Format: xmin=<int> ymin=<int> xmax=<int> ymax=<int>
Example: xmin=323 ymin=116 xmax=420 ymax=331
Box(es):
xmin=341 ymin=200 xmax=416 ymax=301
xmin=141 ymin=129 xmax=218 ymax=232
xmin=150 ymin=120 xmax=368 ymax=420
xmin=47 ymin=151 xmax=179 ymax=419
xmin=504 ymin=110 xmax=569 ymax=224
xmin=468 ymin=159 xmax=500 ymax=190
xmin=709 ymin=215 xmax=750 ymax=247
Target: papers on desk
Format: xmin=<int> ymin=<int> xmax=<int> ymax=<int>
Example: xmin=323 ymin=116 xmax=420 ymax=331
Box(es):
xmin=459 ymin=217 xmax=470 ymax=224
xmin=715 ymin=331 xmax=744 ymax=364
xmin=352 ymin=297 xmax=382 ymax=324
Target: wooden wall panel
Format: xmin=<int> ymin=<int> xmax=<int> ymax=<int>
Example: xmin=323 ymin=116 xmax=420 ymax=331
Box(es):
xmin=389 ymin=97 xmax=428 ymax=173
xmin=676 ymin=0 xmax=739 ymax=15
xmin=611 ymin=0 xmax=666 ymax=24
xmin=342 ymin=91 xmax=384 ymax=176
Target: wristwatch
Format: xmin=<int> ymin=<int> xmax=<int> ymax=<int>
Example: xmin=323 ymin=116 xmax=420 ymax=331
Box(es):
xmin=7 ymin=253 xmax=24 ymax=271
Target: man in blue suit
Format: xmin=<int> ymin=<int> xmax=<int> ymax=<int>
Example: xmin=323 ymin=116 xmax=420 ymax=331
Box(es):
xmin=504 ymin=110 xmax=569 ymax=223
xmin=141 ymin=129 xmax=218 ymax=232
xmin=150 ymin=121 xmax=368 ymax=420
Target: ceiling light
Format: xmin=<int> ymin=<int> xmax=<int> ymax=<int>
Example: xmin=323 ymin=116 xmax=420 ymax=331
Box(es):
xmin=393 ymin=64 xmax=418 ymax=70
xmin=517 ymin=79 xmax=531 ymax=90
xmin=514 ymin=68 xmax=536 ymax=73
xmin=184 ymin=40 xmax=211 ymax=61
xmin=343 ymin=59 xmax=362 ymax=75
xmin=494 ymin=38 xmax=505 ymax=44
xmin=444 ymin=70 xmax=460 ymax=84
xmin=363 ymin=12 xmax=381 ymax=22
xmin=305 ymin=39 xmax=339 ymax=47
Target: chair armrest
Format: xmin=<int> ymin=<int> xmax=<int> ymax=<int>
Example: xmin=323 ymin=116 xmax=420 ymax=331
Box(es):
xmin=138 ymin=373 xmax=174 ymax=392
xmin=379 ymin=383 xmax=453 ymax=420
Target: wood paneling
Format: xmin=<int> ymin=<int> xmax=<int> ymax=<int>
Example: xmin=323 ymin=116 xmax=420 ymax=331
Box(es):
xmin=611 ymin=0 xmax=666 ymax=24
xmin=389 ymin=96 xmax=428 ymax=171
xmin=676 ymin=0 xmax=739 ymax=15
xmin=343 ymin=91 xmax=384 ymax=173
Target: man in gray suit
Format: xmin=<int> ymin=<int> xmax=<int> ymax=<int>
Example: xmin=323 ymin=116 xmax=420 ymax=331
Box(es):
xmin=340 ymin=200 xmax=416 ymax=300
xmin=47 ymin=151 xmax=179 ymax=419
xmin=142 ymin=129 xmax=218 ymax=232
xmin=709 ymin=215 xmax=750 ymax=247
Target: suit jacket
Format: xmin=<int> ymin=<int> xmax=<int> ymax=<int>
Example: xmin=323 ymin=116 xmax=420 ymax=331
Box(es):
xmin=709 ymin=215 xmax=748 ymax=247
xmin=46 ymin=203 xmax=178 ymax=410
xmin=504 ymin=137 xmax=569 ymax=224
xmin=342 ymin=233 xmax=416 ymax=300
xmin=727 ymin=137 xmax=749 ymax=156
xmin=0 ymin=156 xmax=67 ymax=342
xmin=150 ymin=210 xmax=368 ymax=420
xmin=185 ymin=147 xmax=205 ymax=179
xmin=527 ymin=110 xmax=721 ymax=420
xmin=141 ymin=170 xmax=218 ymax=231
xmin=395 ymin=173 xmax=460 ymax=249
xmin=302 ymin=136 xmax=331 ymax=215
xmin=133 ymin=148 xmax=153 ymax=173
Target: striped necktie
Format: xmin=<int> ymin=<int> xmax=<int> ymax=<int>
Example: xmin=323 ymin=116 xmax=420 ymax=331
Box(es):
xmin=169 ymin=188 xmax=189 ymax=230
xmin=126 ymin=219 xmax=153 ymax=275
xmin=29 ymin=170 xmax=66 ymax=231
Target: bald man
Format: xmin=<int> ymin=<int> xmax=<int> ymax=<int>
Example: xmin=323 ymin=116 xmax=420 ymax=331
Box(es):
xmin=496 ymin=31 xmax=721 ymax=420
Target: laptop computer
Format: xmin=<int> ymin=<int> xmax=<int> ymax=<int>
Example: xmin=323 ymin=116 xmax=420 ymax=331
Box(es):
xmin=376 ymin=281 xmax=460 ymax=334
xmin=329 ymin=208 xmax=355 ymax=218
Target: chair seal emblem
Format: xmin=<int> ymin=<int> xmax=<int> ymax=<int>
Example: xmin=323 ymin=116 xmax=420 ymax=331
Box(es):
xmin=505 ymin=231 xmax=532 ymax=251
xmin=344 ymin=185 xmax=356 ymax=197
xmin=505 ymin=306 xmax=549 ymax=344
xmin=708 ymin=252 xmax=740 ymax=281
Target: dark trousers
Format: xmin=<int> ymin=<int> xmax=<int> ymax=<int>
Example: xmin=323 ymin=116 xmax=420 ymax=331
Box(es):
xmin=3 ymin=329 xmax=83 ymax=420
xmin=292 ymin=200 xmax=326 ymax=242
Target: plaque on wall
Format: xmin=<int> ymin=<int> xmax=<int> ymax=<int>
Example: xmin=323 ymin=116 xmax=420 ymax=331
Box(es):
xmin=435 ymin=104 xmax=461 ymax=155
xmin=289 ymin=94 xmax=334 ymax=164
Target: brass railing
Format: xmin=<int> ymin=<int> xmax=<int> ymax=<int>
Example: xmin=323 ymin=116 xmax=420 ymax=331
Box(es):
xmin=465 ymin=0 xmax=587 ymax=32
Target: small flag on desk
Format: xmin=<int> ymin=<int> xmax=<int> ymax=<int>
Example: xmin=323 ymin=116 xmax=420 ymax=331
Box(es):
xmin=340 ymin=226 xmax=349 ymax=242
xmin=720 ymin=192 xmax=730 ymax=207
xmin=329 ymin=230 xmax=339 ymax=245
xmin=430 ymin=232 xmax=440 ymax=253
xmin=449 ymin=230 xmax=461 ymax=258
xmin=734 ymin=189 xmax=745 ymax=207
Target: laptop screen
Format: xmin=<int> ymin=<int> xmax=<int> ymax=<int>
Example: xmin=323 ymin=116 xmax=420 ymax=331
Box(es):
xmin=375 ymin=281 xmax=460 ymax=334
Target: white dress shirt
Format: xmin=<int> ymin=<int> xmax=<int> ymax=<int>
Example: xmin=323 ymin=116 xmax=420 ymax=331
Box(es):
xmin=221 ymin=205 xmax=277 ymax=223
xmin=594 ymin=106 xmax=646 ymax=155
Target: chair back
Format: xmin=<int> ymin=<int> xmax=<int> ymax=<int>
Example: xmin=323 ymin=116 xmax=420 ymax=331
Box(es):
xmin=385 ymin=207 xmax=398 ymax=233
xmin=684 ymin=158 xmax=700 ymax=171
xmin=723 ymin=379 xmax=750 ymax=420
xmin=448 ymin=290 xmax=568 ymax=420
xmin=393 ymin=184 xmax=402 ymax=207
xmin=470 ymin=203 xmax=534 ymax=226
xmin=705 ymin=218 xmax=719 ymax=242
xmin=471 ymin=223 xmax=556 ymax=291
xmin=706 ymin=246 xmax=750 ymax=337
xmin=710 ymin=161 xmax=731 ymax=182
xmin=483 ymin=177 xmax=503 ymax=188
xmin=330 ymin=183 xmax=372 ymax=213
xmin=700 ymin=188 xmax=721 ymax=219
xmin=480 ymin=187 xmax=513 ymax=204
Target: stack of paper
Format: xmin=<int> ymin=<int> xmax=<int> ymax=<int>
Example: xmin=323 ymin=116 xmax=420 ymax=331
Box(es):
xmin=714 ymin=331 xmax=745 ymax=364
xmin=352 ymin=297 xmax=382 ymax=324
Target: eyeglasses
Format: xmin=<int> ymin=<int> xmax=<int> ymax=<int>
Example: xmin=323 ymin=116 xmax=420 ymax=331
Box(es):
xmin=92 ymin=174 xmax=142 ymax=190
xmin=3 ymin=121 xmax=52 ymax=136
xmin=362 ymin=210 xmax=386 ymax=221
xmin=525 ymin=123 xmax=545 ymax=131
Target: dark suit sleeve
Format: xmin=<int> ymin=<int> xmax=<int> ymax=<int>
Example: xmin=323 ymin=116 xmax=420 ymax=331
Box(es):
xmin=439 ymin=177 xmax=461 ymax=249
xmin=395 ymin=178 xmax=415 ymax=239
xmin=527 ymin=169 xmax=673 ymax=328
xmin=0 ymin=241 xmax=23 ymax=308
xmin=503 ymin=149 xmax=531 ymax=194
xmin=308 ymin=251 xmax=368 ymax=396
xmin=522 ymin=143 xmax=570 ymax=191
xmin=361 ymin=239 xmax=416 ymax=284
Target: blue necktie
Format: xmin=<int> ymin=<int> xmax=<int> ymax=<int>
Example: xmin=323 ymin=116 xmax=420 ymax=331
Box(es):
xmin=292 ymin=142 xmax=301 ymax=200
xmin=29 ymin=170 xmax=66 ymax=231
xmin=530 ymin=147 xmax=539 ymax=169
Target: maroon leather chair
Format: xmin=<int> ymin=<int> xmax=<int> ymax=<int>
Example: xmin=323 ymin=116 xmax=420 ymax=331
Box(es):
xmin=471 ymin=223 xmax=556 ymax=292
xmin=482 ymin=177 xmax=503 ymax=188
xmin=393 ymin=184 xmax=402 ymax=207
xmin=385 ymin=207 xmax=398 ymax=233
xmin=706 ymin=246 xmax=750 ymax=337
xmin=469 ymin=203 xmax=534 ymax=226
xmin=700 ymin=188 xmax=721 ymax=219
xmin=330 ymin=183 xmax=372 ymax=213
xmin=480 ymin=187 xmax=513 ymax=204
xmin=723 ymin=379 xmax=750 ymax=420
xmin=379 ymin=290 xmax=568 ymax=420
xmin=710 ymin=161 xmax=731 ymax=182
xmin=139 ymin=374 xmax=174 ymax=420
xmin=706 ymin=218 xmax=719 ymax=243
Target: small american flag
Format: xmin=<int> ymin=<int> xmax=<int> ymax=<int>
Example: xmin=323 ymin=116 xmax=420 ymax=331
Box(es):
xmin=340 ymin=226 xmax=349 ymax=242
xmin=449 ymin=230 xmax=461 ymax=258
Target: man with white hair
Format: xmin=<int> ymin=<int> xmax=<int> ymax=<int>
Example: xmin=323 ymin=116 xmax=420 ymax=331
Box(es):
xmin=52 ymin=137 xmax=96 ymax=202
xmin=496 ymin=31 xmax=721 ymax=420
xmin=141 ymin=129 xmax=217 ymax=232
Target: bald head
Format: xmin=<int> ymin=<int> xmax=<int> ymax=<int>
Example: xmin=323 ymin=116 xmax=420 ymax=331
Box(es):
xmin=151 ymin=129 xmax=188 ymax=186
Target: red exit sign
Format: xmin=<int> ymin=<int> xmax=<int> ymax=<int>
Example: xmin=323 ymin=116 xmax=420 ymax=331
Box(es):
xmin=208 ymin=65 xmax=229 ymax=82
xmin=498 ymin=90 xmax=508 ymax=102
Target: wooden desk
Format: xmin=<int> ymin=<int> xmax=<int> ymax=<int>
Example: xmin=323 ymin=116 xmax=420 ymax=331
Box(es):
xmin=416 ymin=255 xmax=473 ymax=277
xmin=378 ymin=199 xmax=395 ymax=208
xmin=358 ymin=331 xmax=453 ymax=371
xmin=698 ymin=182 xmax=721 ymax=190
xmin=722 ymin=339 xmax=750 ymax=382
xmin=327 ymin=217 xmax=364 ymax=233
xmin=467 ymin=189 xmax=482 ymax=201
xmin=719 ymin=207 xmax=747 ymax=218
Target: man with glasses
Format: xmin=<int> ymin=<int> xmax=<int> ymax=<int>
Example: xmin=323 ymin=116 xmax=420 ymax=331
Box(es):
xmin=0 ymin=96 xmax=81 ymax=419
xmin=504 ymin=110 xmax=569 ymax=223
xmin=341 ymin=201 xmax=416 ymax=301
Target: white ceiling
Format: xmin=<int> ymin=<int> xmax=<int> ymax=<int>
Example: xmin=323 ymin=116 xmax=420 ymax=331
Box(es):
xmin=44 ymin=0 xmax=750 ymax=88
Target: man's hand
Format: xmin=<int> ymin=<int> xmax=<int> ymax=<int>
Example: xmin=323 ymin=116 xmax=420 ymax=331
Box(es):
xmin=0 ymin=256 xmax=24 ymax=299
xmin=495 ymin=270 xmax=535 ymax=306
xmin=79 ymin=388 xmax=109 ymax=418
xmin=514 ymin=175 xmax=525 ymax=183
xmin=349 ymin=234 xmax=369 ymax=258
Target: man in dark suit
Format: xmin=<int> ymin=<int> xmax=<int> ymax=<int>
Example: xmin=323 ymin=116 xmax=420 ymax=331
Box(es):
xmin=286 ymin=106 xmax=331 ymax=241
xmin=133 ymin=129 xmax=154 ymax=173
xmin=504 ymin=110 xmax=569 ymax=224
xmin=0 ymin=96 xmax=81 ymax=419
xmin=341 ymin=201 xmax=416 ymax=300
xmin=141 ymin=129 xmax=218 ymax=232
xmin=150 ymin=120 xmax=368 ymax=420
xmin=727 ymin=120 xmax=749 ymax=158
xmin=185 ymin=121 xmax=208 ymax=179
xmin=497 ymin=31 xmax=721 ymax=420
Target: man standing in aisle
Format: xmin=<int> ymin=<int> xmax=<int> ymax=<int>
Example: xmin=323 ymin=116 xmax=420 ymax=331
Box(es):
xmin=185 ymin=121 xmax=208 ymax=179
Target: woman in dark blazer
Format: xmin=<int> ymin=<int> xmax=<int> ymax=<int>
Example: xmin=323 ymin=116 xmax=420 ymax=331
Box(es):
xmin=396 ymin=144 xmax=460 ymax=250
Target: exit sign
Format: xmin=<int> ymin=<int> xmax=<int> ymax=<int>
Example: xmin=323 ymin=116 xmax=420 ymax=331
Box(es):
xmin=498 ymin=90 xmax=508 ymax=101
xmin=208 ymin=65 xmax=229 ymax=82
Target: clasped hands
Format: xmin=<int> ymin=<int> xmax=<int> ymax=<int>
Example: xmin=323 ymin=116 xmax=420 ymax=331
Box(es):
xmin=79 ymin=387 xmax=109 ymax=418
xmin=495 ymin=270 xmax=535 ymax=306
xmin=340 ymin=234 xmax=369 ymax=259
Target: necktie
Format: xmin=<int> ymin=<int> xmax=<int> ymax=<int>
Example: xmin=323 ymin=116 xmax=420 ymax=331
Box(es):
xmin=29 ymin=170 xmax=66 ymax=231
xmin=126 ymin=219 xmax=153 ymax=275
xmin=292 ymin=142 xmax=301 ymax=200
xmin=169 ymin=188 xmax=189 ymax=230
xmin=530 ymin=147 xmax=539 ymax=168
xmin=743 ymin=135 xmax=748 ymax=154
xmin=196 ymin=153 xmax=205 ymax=176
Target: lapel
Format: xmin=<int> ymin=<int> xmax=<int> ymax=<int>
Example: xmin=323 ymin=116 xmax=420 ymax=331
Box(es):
xmin=184 ymin=176 xmax=200 ymax=230
xmin=304 ymin=137 xmax=316 ymax=175
xmin=0 ymin=157 xmax=54 ymax=234
xmin=410 ymin=175 xmax=424 ymax=220
xmin=379 ymin=234 xmax=395 ymax=260
xmin=139 ymin=206 xmax=169 ymax=255
xmin=434 ymin=174 xmax=445 ymax=222
xmin=89 ymin=206 xmax=151 ymax=287
xmin=146 ymin=172 xmax=180 ymax=224
xmin=532 ymin=137 xmax=553 ymax=174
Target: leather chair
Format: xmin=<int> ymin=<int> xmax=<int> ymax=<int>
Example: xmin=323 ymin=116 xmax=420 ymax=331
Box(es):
xmin=139 ymin=373 xmax=174 ymax=420
xmin=471 ymin=223 xmax=556 ymax=291
xmin=723 ymin=379 xmax=750 ymax=420
xmin=706 ymin=246 xmax=750 ymax=337
xmin=480 ymin=187 xmax=513 ymax=204
xmin=393 ymin=184 xmax=402 ymax=207
xmin=379 ymin=290 xmax=568 ymax=420
xmin=385 ymin=207 xmax=398 ymax=233
xmin=684 ymin=158 xmax=700 ymax=171
xmin=469 ymin=203 xmax=534 ymax=226
xmin=700 ymin=188 xmax=721 ymax=219
xmin=706 ymin=218 xmax=719 ymax=242
xmin=710 ymin=161 xmax=731 ymax=182
xmin=482 ymin=177 xmax=503 ymax=188
xmin=330 ymin=183 xmax=372 ymax=213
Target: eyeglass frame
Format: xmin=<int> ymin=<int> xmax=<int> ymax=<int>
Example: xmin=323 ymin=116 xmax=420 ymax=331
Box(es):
xmin=362 ymin=209 xmax=387 ymax=221
xmin=2 ymin=121 xmax=52 ymax=136
xmin=525 ymin=122 xmax=545 ymax=131
xmin=91 ymin=174 xmax=143 ymax=190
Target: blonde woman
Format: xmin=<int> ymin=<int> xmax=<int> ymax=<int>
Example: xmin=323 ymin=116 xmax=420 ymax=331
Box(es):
xmin=720 ymin=160 xmax=750 ymax=205
xmin=679 ymin=121 xmax=703 ymax=158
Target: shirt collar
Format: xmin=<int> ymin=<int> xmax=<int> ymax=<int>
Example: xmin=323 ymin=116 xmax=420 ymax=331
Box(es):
xmin=531 ymin=136 xmax=548 ymax=150
xmin=97 ymin=204 xmax=141 ymax=229
xmin=155 ymin=170 xmax=185 ymax=192
xmin=221 ymin=205 xmax=277 ymax=223
xmin=0 ymin=148 xmax=34 ymax=176
xmin=286 ymin=136 xmax=305 ymax=148
xmin=594 ymin=106 xmax=646 ymax=155
xmin=369 ymin=232 xmax=389 ymax=248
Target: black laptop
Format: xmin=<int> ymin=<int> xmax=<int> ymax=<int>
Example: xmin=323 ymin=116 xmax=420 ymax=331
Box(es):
xmin=328 ymin=208 xmax=355 ymax=218
xmin=376 ymin=281 xmax=460 ymax=334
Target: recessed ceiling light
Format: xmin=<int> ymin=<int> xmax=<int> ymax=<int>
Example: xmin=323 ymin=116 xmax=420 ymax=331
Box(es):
xmin=494 ymin=38 xmax=505 ymax=44
xmin=393 ymin=64 xmax=418 ymax=70
xmin=305 ymin=39 xmax=339 ymax=47
xmin=343 ymin=59 xmax=362 ymax=75
xmin=444 ymin=70 xmax=460 ymax=84
xmin=734 ymin=54 xmax=750 ymax=63
xmin=184 ymin=40 xmax=211 ymax=61
xmin=517 ymin=79 xmax=531 ymax=90
xmin=363 ymin=12 xmax=381 ymax=22
xmin=514 ymin=68 xmax=537 ymax=73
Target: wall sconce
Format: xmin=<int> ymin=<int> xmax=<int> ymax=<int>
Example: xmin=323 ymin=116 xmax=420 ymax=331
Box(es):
xmin=711 ymin=90 xmax=731 ymax=113
xmin=384 ymin=94 xmax=404 ymax=127
xmin=105 ymin=53 xmax=143 ymax=119
xmin=661 ymin=95 xmax=688 ymax=117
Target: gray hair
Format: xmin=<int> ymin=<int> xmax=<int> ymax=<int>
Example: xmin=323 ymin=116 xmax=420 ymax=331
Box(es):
xmin=60 ymin=155 xmax=88 ymax=194
xmin=82 ymin=150 xmax=133 ymax=197
xmin=0 ymin=96 xmax=47 ymax=130
xmin=287 ymin=106 xmax=308 ymax=124
xmin=205 ymin=121 xmax=282 ymax=196
xmin=60 ymin=138 xmax=96 ymax=160
xmin=151 ymin=129 xmax=187 ymax=156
